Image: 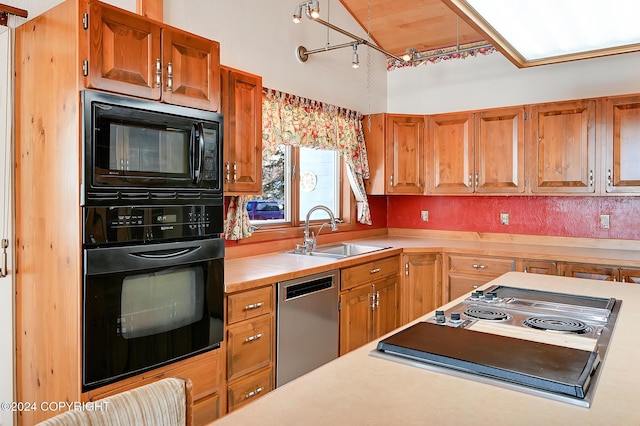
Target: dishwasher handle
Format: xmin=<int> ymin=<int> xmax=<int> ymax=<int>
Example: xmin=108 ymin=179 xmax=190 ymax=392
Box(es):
xmin=284 ymin=275 xmax=335 ymax=300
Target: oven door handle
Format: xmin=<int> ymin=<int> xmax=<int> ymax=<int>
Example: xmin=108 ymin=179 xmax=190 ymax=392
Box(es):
xmin=130 ymin=247 xmax=198 ymax=259
xmin=190 ymin=122 xmax=205 ymax=184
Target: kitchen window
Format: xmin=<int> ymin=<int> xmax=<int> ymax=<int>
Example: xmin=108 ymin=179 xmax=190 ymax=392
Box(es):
xmin=251 ymin=143 xmax=349 ymax=230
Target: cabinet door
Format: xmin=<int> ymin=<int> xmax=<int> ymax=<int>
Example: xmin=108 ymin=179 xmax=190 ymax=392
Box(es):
xmin=363 ymin=114 xmax=387 ymax=195
xmin=522 ymin=259 xmax=558 ymax=275
xmin=530 ymin=100 xmax=596 ymax=193
xmin=339 ymin=285 xmax=373 ymax=355
xmin=604 ymin=95 xmax=640 ymax=193
xmin=402 ymin=253 xmax=441 ymax=324
xmin=563 ymin=263 xmax=618 ymax=281
xmin=620 ymin=269 xmax=640 ymax=284
xmin=429 ymin=112 xmax=474 ymax=194
xmin=222 ymin=67 xmax=263 ymax=194
xmin=385 ymin=115 xmax=425 ymax=194
xmin=475 ymin=107 xmax=525 ymax=193
xmin=87 ymin=2 xmax=162 ymax=99
xmin=226 ymin=316 xmax=272 ymax=381
xmin=161 ymin=28 xmax=220 ymax=111
xmin=373 ymin=275 xmax=399 ymax=339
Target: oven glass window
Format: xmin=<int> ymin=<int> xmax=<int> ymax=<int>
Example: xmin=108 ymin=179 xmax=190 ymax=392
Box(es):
xmin=120 ymin=267 xmax=203 ymax=339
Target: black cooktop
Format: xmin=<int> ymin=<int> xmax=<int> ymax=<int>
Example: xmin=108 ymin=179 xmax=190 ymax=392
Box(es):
xmin=376 ymin=322 xmax=600 ymax=399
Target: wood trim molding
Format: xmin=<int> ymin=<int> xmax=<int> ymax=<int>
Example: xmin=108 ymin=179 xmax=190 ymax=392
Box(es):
xmin=136 ymin=0 xmax=162 ymax=21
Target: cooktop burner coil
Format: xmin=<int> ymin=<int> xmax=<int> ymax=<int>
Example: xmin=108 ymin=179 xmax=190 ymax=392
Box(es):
xmin=522 ymin=316 xmax=591 ymax=334
xmin=463 ymin=308 xmax=511 ymax=321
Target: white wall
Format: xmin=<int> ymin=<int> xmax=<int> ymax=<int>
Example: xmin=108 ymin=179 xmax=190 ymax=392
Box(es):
xmin=387 ymin=49 xmax=640 ymax=114
xmin=164 ymin=0 xmax=388 ymax=113
xmin=0 ymin=25 xmax=14 ymax=426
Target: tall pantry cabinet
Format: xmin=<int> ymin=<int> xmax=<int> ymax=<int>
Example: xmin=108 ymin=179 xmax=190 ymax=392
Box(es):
xmin=14 ymin=1 xmax=222 ymax=423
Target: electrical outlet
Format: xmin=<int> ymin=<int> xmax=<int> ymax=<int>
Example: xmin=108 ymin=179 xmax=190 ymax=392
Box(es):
xmin=500 ymin=212 xmax=510 ymax=225
xmin=600 ymin=214 xmax=610 ymax=229
xmin=421 ymin=210 xmax=429 ymax=222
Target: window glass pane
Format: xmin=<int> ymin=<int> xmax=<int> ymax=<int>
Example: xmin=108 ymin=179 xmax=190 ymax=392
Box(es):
xmin=252 ymin=144 xmax=286 ymax=223
xmin=299 ymin=147 xmax=339 ymax=221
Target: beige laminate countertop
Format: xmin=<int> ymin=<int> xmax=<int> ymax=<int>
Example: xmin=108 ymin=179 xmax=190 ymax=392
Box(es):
xmin=213 ymin=272 xmax=640 ymax=425
xmin=224 ymin=235 xmax=640 ymax=293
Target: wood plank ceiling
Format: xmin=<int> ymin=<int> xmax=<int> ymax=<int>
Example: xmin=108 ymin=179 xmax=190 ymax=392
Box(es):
xmin=338 ymin=0 xmax=486 ymax=57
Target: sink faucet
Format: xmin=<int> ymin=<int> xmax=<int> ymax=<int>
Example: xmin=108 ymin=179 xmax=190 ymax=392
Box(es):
xmin=299 ymin=205 xmax=339 ymax=253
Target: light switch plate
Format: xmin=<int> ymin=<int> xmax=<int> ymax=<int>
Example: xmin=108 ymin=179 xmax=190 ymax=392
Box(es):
xmin=500 ymin=212 xmax=510 ymax=225
xmin=600 ymin=214 xmax=610 ymax=229
xmin=421 ymin=210 xmax=429 ymax=222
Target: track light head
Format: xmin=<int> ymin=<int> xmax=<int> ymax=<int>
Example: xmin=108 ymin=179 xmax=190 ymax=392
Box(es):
xmin=352 ymin=44 xmax=359 ymax=68
xmin=293 ymin=4 xmax=302 ymax=23
xmin=402 ymin=48 xmax=416 ymax=62
xmin=310 ymin=0 xmax=320 ymax=18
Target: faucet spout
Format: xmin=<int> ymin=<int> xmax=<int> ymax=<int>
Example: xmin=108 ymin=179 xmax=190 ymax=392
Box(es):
xmin=301 ymin=205 xmax=338 ymax=252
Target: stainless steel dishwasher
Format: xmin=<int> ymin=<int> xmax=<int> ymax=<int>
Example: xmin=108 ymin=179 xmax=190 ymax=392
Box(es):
xmin=276 ymin=269 xmax=340 ymax=387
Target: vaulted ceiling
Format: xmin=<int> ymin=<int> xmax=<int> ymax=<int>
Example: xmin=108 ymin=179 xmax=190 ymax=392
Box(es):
xmin=338 ymin=0 xmax=486 ymax=57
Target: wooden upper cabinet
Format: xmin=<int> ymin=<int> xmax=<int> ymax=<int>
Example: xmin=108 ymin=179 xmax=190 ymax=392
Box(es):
xmin=428 ymin=112 xmax=474 ymax=194
xmin=529 ymin=99 xmax=596 ymax=193
xmin=604 ymin=95 xmax=640 ymax=194
xmin=221 ymin=66 xmax=263 ymax=194
xmin=475 ymin=107 xmax=525 ymax=193
xmin=363 ymin=114 xmax=424 ymax=195
xmin=87 ymin=2 xmax=161 ymax=99
xmin=385 ymin=115 xmax=425 ymax=194
xmin=161 ymin=28 xmax=220 ymax=111
xmin=86 ymin=1 xmax=220 ymax=111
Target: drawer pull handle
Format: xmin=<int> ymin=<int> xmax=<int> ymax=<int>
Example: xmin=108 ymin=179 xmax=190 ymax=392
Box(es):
xmin=370 ymin=268 xmax=381 ymax=274
xmin=245 ymin=333 xmax=264 ymax=343
xmin=245 ymin=387 xmax=264 ymax=399
xmin=472 ymin=264 xmax=487 ymax=270
xmin=244 ymin=302 xmax=264 ymax=310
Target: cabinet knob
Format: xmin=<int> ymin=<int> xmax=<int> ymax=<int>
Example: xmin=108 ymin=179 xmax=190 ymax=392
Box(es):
xmin=370 ymin=268 xmax=381 ymax=274
xmin=244 ymin=302 xmax=264 ymax=310
xmin=245 ymin=387 xmax=264 ymax=399
xmin=472 ymin=264 xmax=487 ymax=270
xmin=244 ymin=333 xmax=264 ymax=343
xmin=166 ymin=62 xmax=173 ymax=92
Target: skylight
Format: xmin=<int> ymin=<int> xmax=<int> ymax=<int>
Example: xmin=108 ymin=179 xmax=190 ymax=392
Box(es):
xmin=443 ymin=0 xmax=640 ymax=67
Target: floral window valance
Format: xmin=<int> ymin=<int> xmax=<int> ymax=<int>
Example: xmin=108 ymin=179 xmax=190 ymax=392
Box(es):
xmin=262 ymin=87 xmax=371 ymax=224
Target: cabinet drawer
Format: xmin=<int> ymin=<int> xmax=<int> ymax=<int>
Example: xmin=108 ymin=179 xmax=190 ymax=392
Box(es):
xmin=227 ymin=367 xmax=272 ymax=412
xmin=227 ymin=286 xmax=273 ymax=324
xmin=193 ymin=393 xmax=220 ymax=425
xmin=448 ymin=255 xmax=515 ymax=276
xmin=226 ymin=316 xmax=272 ymax=381
xmin=166 ymin=350 xmax=219 ymax=401
xmin=341 ymin=256 xmax=399 ymax=291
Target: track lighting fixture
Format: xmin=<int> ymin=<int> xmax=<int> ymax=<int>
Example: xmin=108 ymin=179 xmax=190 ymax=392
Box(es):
xmin=351 ymin=44 xmax=360 ymax=68
xmin=293 ymin=0 xmax=406 ymax=67
xmin=402 ymin=48 xmax=417 ymax=62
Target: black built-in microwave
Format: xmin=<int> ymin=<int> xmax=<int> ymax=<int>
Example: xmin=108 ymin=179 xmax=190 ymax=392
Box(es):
xmin=81 ymin=90 xmax=223 ymax=207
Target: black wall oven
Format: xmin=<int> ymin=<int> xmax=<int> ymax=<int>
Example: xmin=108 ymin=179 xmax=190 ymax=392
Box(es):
xmin=81 ymin=91 xmax=225 ymax=392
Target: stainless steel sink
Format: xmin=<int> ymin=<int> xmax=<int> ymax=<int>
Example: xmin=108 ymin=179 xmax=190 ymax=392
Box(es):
xmin=286 ymin=243 xmax=391 ymax=259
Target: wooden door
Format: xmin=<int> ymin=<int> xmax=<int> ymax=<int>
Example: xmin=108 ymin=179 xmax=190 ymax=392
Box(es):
xmin=562 ymin=263 xmax=619 ymax=281
xmin=222 ymin=67 xmax=262 ymax=194
xmin=373 ymin=276 xmax=399 ymax=339
xmin=604 ymin=95 xmax=640 ymax=193
xmin=530 ymin=100 xmax=596 ymax=193
xmin=161 ymin=28 xmax=221 ymax=111
xmin=87 ymin=2 xmax=161 ymax=99
xmin=522 ymin=259 xmax=558 ymax=275
xmin=475 ymin=107 xmax=525 ymax=193
xmin=385 ymin=115 xmax=425 ymax=194
xmin=402 ymin=253 xmax=441 ymax=324
xmin=339 ymin=285 xmax=373 ymax=355
xmin=362 ymin=114 xmax=386 ymax=195
xmin=429 ymin=112 xmax=474 ymax=194
xmin=620 ymin=268 xmax=640 ymax=284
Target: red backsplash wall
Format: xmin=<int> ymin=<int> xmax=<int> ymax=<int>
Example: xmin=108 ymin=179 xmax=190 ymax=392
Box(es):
xmin=384 ymin=196 xmax=640 ymax=240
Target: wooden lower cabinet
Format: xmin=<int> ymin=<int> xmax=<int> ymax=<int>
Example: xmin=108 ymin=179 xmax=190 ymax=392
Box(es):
xmin=520 ymin=259 xmax=559 ymax=275
xmin=224 ymin=284 xmax=275 ymax=414
xmin=402 ymin=252 xmax=442 ymax=324
xmin=446 ymin=254 xmax=516 ymax=301
xmin=339 ymin=256 xmax=400 ymax=355
xmin=562 ymin=263 xmax=619 ymax=281
xmin=86 ymin=349 xmax=222 ymax=426
xmin=227 ymin=367 xmax=273 ymax=412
